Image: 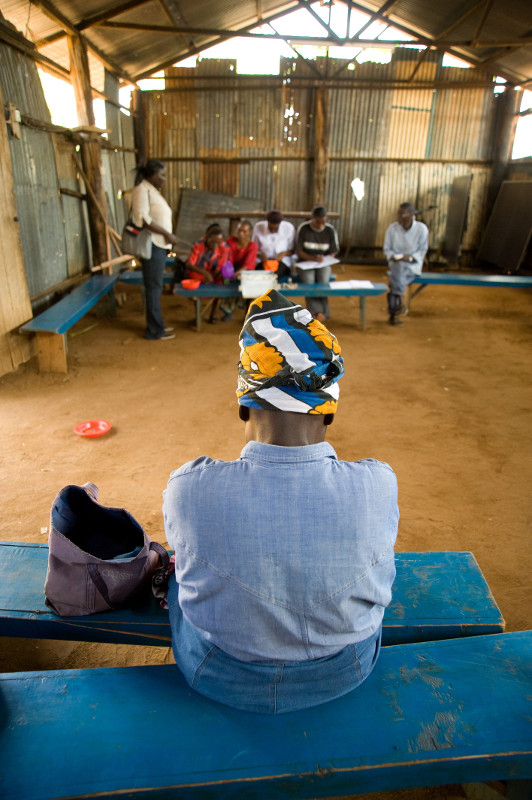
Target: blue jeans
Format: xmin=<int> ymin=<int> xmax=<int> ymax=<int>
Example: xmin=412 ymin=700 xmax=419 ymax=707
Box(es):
xmin=141 ymin=244 xmax=168 ymax=339
xmin=168 ymin=578 xmax=381 ymax=714
xmin=388 ymin=261 xmax=416 ymax=295
xmin=297 ymin=264 xmax=331 ymax=318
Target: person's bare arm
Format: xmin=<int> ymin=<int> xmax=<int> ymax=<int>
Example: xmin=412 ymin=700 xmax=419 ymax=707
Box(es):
xmin=185 ymin=262 xmax=214 ymax=283
xmin=144 ymin=221 xmax=178 ymax=247
xmin=296 ymin=249 xmax=323 ymax=262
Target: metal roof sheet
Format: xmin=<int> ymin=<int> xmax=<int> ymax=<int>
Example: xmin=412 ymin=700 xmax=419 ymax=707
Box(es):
xmin=1 ymin=1 xmax=530 ymax=86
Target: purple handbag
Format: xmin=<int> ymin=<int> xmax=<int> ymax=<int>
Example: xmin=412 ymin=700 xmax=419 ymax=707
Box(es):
xmin=44 ymin=482 xmax=168 ymax=617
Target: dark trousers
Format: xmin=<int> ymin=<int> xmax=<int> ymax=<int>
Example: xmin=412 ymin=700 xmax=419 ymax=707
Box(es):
xmin=141 ymin=244 xmax=167 ymax=339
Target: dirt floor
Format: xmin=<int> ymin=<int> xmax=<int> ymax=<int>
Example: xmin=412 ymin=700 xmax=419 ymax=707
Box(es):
xmin=1 ymin=264 xmax=531 ymax=796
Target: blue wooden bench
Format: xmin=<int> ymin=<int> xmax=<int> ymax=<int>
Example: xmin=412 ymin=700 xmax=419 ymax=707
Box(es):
xmin=19 ymin=274 xmax=120 ymax=373
xmin=409 ymin=272 xmax=532 ymax=308
xmin=1 ymin=631 xmax=530 ymax=799
xmin=119 ymin=271 xmax=387 ymax=331
xmin=0 ymin=544 xmax=504 ymax=647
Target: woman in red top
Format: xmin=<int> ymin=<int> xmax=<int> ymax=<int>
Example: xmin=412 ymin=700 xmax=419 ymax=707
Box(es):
xmin=226 ymin=220 xmax=258 ymax=277
xmin=221 ymin=221 xmax=259 ymax=321
xmin=186 ymin=224 xmax=229 ymax=285
xmin=185 ymin=223 xmax=230 ymax=324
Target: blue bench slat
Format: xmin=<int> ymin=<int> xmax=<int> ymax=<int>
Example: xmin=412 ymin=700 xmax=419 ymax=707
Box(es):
xmin=1 ymin=631 xmax=530 ymax=799
xmin=413 ymin=273 xmax=532 ymax=289
xmin=20 ymin=275 xmax=119 ymax=335
xmin=0 ymin=543 xmax=504 ymax=646
xmin=119 ymin=269 xmax=174 ymax=284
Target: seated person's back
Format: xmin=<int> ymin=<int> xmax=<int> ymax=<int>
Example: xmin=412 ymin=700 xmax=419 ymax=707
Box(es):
xmin=163 ymin=291 xmax=398 ymax=713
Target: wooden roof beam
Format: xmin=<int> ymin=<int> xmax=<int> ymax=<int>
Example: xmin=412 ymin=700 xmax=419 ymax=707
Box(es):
xmin=30 ymin=0 xmax=79 ymax=36
xmin=349 ymin=0 xmax=401 ymax=39
xmin=78 ymin=0 xmax=151 ymax=31
xmin=471 ymin=0 xmax=495 ymax=47
xmin=297 ymin=0 xmax=342 ymax=44
xmin=130 ymin=2 xmax=300 ymax=80
xmin=34 ymin=0 xmax=150 ymax=45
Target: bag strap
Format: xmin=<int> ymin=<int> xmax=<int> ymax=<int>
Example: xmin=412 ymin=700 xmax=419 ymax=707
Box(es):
xmin=87 ymin=563 xmax=112 ymax=608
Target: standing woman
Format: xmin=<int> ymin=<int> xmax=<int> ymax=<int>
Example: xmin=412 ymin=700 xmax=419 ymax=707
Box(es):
xmin=130 ymin=160 xmax=178 ymax=340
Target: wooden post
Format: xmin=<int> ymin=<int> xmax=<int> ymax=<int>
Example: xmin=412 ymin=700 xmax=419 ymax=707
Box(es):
xmin=131 ymin=89 xmax=146 ymax=166
xmin=313 ymin=87 xmax=329 ymax=207
xmin=487 ymin=87 xmax=521 ymax=211
xmin=68 ymin=34 xmax=108 ymax=265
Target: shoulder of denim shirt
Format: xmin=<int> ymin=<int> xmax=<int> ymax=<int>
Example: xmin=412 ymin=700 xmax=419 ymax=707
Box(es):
xmin=354 ymin=458 xmax=396 ymax=474
xmin=350 ymin=459 xmax=398 ymax=490
xmin=167 ymin=455 xmax=238 ymax=482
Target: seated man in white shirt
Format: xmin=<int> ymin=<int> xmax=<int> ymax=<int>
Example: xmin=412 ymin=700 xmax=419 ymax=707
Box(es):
xmin=252 ymin=210 xmax=296 ymax=281
xmin=383 ymin=202 xmax=429 ymax=327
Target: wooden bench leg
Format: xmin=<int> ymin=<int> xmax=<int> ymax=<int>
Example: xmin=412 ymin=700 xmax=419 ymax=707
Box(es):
xmin=405 ymin=284 xmax=412 ymax=311
xmin=35 ymin=332 xmax=67 ymax=373
xmin=195 ymin=298 xmax=202 ymax=331
xmin=359 ymin=297 xmax=366 ymax=330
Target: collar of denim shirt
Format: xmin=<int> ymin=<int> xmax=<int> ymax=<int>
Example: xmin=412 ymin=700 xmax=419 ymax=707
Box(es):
xmin=240 ymin=440 xmax=338 ymax=464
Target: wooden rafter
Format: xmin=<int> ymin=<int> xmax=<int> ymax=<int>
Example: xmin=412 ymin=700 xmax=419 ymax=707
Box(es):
xmin=34 ymin=0 xmax=149 ymax=45
xmin=78 ymin=0 xmax=151 ymax=30
xmin=471 ymin=0 xmax=495 ymax=46
xmin=158 ymin=0 xmax=189 ymax=27
xmin=349 ymin=0 xmax=400 ymax=39
xmin=131 ymin=3 xmax=300 ymax=80
xmin=82 ymin=21 xmax=532 ymax=50
xmin=30 ymin=1 xmax=138 ymax=84
xmin=16 ymin=0 xmax=531 ymax=86
xmin=297 ymin=0 xmax=342 ymax=44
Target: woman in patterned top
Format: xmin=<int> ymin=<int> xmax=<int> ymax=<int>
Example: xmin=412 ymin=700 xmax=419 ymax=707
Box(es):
xmin=185 ymin=223 xmax=230 ymax=323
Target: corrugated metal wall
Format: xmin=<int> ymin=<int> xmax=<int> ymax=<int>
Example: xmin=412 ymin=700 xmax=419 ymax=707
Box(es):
xmin=1 ymin=42 xmax=134 ymax=305
xmin=140 ymin=49 xmax=500 ymax=257
xmin=0 ymin=42 xmax=69 ymax=297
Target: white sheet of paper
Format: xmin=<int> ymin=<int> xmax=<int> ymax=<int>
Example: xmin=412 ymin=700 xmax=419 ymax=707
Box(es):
xmin=329 ymin=280 xmax=375 ymax=290
xmin=296 ymin=256 xmax=340 ymax=271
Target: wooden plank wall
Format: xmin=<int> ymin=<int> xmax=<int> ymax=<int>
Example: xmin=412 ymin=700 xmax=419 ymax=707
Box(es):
xmin=0 ymin=82 xmax=32 ymax=375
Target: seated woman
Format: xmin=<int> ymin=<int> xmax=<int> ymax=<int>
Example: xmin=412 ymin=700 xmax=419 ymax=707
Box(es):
xmin=222 ymin=220 xmax=259 ymax=321
xmin=185 ymin=224 xmax=230 ymax=323
xmin=227 ymin=220 xmax=258 ymax=277
xmin=296 ymin=205 xmax=339 ymax=323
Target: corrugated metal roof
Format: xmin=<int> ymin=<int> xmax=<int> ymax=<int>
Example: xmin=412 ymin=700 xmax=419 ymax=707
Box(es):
xmin=1 ymin=1 xmax=531 ymax=87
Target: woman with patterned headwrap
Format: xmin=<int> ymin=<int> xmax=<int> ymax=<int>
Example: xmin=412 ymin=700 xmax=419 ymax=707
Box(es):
xmin=163 ymin=290 xmax=398 ymax=714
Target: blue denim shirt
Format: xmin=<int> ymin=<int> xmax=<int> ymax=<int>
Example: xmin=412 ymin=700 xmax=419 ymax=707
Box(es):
xmin=163 ymin=441 xmax=398 ymax=663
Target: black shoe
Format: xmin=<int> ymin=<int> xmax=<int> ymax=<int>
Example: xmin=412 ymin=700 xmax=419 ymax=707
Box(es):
xmin=388 ymin=315 xmax=403 ymax=326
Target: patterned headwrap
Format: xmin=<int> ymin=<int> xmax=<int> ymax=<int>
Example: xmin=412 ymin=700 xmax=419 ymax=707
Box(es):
xmin=237 ymin=290 xmax=344 ymax=415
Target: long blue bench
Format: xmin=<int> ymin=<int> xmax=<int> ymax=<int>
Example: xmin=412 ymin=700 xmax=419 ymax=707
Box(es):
xmin=1 ymin=631 xmax=530 ymax=799
xmin=19 ymin=274 xmax=120 ymax=372
xmin=0 ymin=544 xmax=504 ymax=647
xmin=119 ymin=271 xmax=387 ymax=331
xmin=409 ymin=272 xmax=532 ymax=307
